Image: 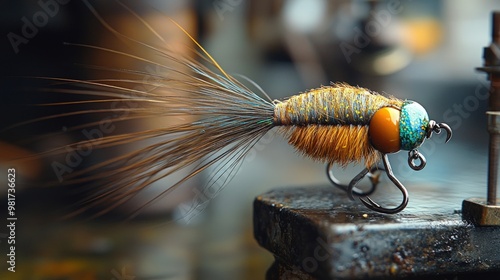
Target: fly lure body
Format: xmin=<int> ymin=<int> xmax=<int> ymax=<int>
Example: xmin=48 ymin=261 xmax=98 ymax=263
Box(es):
xmin=17 ymin=4 xmax=453 ymax=216
xmin=273 ymin=84 xmax=403 ymax=167
xmin=273 ymin=85 xmax=451 ymax=213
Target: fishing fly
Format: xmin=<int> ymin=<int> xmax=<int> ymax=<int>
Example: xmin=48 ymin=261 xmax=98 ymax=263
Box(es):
xmin=15 ymin=3 xmax=451 ymax=216
xmin=275 ymin=86 xmax=451 ymax=213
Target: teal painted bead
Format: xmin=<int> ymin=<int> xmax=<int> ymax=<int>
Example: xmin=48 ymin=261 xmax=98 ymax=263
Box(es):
xmin=399 ymin=101 xmax=429 ymax=150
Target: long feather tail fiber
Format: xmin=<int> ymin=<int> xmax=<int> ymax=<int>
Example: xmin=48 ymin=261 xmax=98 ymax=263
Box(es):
xmin=14 ymin=7 xmax=276 ymax=218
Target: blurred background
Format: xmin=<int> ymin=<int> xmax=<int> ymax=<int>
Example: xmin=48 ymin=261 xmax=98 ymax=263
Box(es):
xmin=1 ymin=0 xmax=499 ymax=279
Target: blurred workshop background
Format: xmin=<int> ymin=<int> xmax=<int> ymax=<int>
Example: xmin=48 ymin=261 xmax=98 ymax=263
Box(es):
xmin=1 ymin=0 xmax=499 ymax=279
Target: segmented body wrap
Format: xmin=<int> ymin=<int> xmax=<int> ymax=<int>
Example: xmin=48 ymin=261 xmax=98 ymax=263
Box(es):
xmin=273 ymin=85 xmax=402 ymax=126
xmin=272 ymin=84 xmax=403 ymax=166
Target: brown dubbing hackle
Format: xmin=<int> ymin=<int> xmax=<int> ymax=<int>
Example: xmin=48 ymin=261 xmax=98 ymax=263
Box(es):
xmin=273 ymin=84 xmax=403 ymax=167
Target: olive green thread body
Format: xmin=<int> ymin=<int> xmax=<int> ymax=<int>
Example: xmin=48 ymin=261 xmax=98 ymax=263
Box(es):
xmin=273 ymin=84 xmax=403 ymax=127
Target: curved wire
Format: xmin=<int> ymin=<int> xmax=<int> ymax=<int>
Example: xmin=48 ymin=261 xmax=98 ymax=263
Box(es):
xmin=326 ymin=162 xmax=382 ymax=198
xmin=327 ymin=119 xmax=451 ymax=214
xmin=358 ymin=154 xmax=409 ymax=214
xmin=408 ymin=149 xmax=426 ymax=170
xmin=327 ymin=154 xmax=409 ymax=214
xmin=426 ymin=120 xmax=452 ymax=143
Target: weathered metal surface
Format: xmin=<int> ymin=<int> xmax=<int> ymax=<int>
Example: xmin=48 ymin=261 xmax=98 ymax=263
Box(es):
xmin=254 ymin=186 xmax=500 ymax=279
xmin=484 ymin=11 xmax=500 ymax=206
xmin=463 ymin=198 xmax=500 ymax=226
xmin=464 ymin=11 xmax=500 ymax=226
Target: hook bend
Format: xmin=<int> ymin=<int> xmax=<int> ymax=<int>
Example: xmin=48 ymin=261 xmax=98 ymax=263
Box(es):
xmin=359 ymin=154 xmax=409 ymax=214
xmin=327 ymin=162 xmax=381 ymax=198
xmin=327 ymin=154 xmax=409 ymax=214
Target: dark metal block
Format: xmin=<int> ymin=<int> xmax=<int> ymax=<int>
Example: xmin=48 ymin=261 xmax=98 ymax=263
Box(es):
xmin=254 ymin=186 xmax=500 ymax=279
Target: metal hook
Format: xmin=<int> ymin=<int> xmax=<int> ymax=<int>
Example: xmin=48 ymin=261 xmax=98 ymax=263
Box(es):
xmin=405 ymin=120 xmax=452 ymax=173
xmin=408 ymin=149 xmax=426 ymax=170
xmin=327 ymin=154 xmax=409 ymax=214
xmin=325 ymin=121 xmax=450 ymax=214
xmin=407 ymin=120 xmax=451 ymax=171
xmin=426 ymin=120 xmax=452 ymax=143
xmin=327 ymin=162 xmax=382 ymax=198
xmin=359 ymin=154 xmax=409 ymax=214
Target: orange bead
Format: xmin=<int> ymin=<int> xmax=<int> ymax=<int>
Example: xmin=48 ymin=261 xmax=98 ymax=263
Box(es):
xmin=368 ymin=107 xmax=401 ymax=154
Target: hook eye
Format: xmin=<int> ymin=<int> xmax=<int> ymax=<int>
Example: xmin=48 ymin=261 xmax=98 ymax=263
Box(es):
xmin=408 ymin=150 xmax=426 ymax=170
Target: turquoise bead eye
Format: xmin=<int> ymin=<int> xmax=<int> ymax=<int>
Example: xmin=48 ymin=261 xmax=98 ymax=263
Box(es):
xmin=399 ymin=101 xmax=429 ymax=150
